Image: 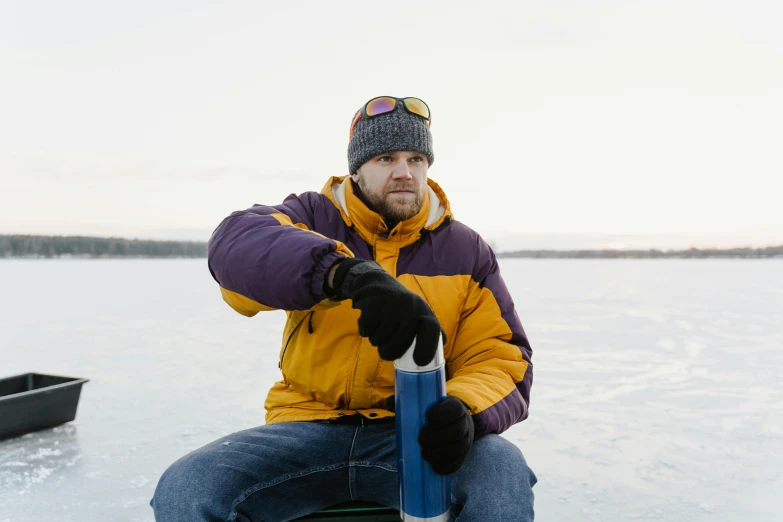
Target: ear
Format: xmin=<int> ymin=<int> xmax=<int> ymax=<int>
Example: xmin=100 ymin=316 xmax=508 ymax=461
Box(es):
xmin=351 ymin=172 xmax=360 ymax=183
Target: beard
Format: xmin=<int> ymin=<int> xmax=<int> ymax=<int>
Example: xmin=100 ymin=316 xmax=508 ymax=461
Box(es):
xmin=353 ymin=177 xmax=426 ymax=228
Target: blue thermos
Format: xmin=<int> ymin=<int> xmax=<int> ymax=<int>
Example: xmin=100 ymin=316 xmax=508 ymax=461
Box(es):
xmin=394 ymin=337 xmax=452 ymax=522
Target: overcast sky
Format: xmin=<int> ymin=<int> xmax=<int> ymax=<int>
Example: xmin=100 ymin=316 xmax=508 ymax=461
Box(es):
xmin=1 ymin=0 xmax=781 ymax=250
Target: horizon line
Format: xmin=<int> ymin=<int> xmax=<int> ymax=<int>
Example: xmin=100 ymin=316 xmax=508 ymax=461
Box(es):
xmin=2 ymin=233 xmax=781 ymax=254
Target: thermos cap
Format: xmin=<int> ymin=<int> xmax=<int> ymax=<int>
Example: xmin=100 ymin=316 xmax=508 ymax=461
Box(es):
xmin=394 ymin=337 xmax=445 ymax=373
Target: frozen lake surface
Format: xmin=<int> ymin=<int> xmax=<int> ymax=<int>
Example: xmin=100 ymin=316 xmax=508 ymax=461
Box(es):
xmin=1 ymin=258 xmax=781 ymax=521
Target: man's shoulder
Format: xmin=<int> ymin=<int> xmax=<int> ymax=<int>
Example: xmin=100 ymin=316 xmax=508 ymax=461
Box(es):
xmin=401 ymin=219 xmax=495 ymax=279
xmin=443 ymin=221 xmax=498 ymax=281
xmin=279 ymin=190 xmax=339 ymax=216
xmin=434 ymin=218 xmax=492 ymax=253
xmin=281 ymin=190 xmax=331 ymax=207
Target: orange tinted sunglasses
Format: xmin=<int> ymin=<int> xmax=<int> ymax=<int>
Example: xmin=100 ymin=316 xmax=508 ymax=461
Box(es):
xmin=349 ymin=96 xmax=431 ymax=140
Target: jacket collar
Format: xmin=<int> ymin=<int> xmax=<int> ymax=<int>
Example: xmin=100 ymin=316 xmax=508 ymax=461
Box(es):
xmin=322 ymin=175 xmax=453 ymax=247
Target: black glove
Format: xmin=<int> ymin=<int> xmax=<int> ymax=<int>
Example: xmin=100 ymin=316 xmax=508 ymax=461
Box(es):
xmin=332 ymin=258 xmax=442 ymax=366
xmin=418 ymin=396 xmax=475 ymax=475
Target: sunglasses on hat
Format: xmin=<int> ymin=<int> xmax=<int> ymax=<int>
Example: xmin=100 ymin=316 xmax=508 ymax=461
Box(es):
xmin=349 ymin=96 xmax=431 ymax=140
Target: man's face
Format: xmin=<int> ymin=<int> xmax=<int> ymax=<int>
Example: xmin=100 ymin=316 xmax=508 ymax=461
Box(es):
xmin=353 ymin=151 xmax=429 ymax=225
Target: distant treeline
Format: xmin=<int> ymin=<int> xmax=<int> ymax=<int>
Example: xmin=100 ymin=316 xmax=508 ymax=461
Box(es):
xmin=0 ymin=235 xmax=207 ymax=258
xmin=2 ymin=235 xmax=781 ymax=259
xmin=497 ymin=245 xmax=783 ymax=259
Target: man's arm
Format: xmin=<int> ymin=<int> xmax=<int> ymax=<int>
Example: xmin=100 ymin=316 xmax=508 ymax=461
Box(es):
xmin=445 ymin=238 xmax=533 ymax=438
xmin=207 ymin=192 xmax=353 ymax=316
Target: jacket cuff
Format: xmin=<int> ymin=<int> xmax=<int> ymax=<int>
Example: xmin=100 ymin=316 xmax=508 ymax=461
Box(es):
xmin=311 ymin=251 xmax=349 ymax=302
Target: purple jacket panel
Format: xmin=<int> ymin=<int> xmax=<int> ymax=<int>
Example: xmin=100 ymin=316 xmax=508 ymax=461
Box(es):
xmin=398 ymin=221 xmax=533 ymax=436
xmin=207 ymin=192 xmax=348 ymax=310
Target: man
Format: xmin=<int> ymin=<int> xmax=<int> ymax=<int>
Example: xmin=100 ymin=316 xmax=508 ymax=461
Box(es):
xmin=151 ymin=96 xmax=536 ymax=521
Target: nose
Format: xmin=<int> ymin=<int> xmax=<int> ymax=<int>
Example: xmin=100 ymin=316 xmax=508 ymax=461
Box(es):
xmin=391 ymin=158 xmax=412 ymax=180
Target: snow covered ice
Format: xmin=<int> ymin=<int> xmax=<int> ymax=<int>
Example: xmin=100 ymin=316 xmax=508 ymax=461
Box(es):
xmin=1 ymin=258 xmax=781 ymax=521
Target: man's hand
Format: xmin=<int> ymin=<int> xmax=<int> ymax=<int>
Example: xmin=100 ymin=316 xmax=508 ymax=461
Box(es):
xmin=418 ymin=396 xmax=475 ymax=475
xmin=330 ymin=258 xmax=441 ymax=366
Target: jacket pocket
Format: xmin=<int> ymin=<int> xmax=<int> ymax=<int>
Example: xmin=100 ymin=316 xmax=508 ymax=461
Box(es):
xmin=279 ymin=311 xmax=314 ymax=371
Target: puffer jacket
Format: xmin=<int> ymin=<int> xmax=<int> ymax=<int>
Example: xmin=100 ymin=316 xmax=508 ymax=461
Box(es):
xmin=207 ymin=175 xmax=533 ymax=437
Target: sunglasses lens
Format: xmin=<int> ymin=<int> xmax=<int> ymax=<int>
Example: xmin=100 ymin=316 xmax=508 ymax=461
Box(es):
xmin=403 ymin=98 xmax=430 ymax=120
xmin=365 ymin=97 xmax=397 ymax=116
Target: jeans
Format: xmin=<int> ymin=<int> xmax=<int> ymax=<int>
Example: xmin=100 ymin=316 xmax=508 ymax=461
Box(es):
xmin=150 ymin=418 xmax=536 ymax=521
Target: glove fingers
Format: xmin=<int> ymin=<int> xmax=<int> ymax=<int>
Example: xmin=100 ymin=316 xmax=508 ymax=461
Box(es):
xmin=418 ymin=418 xmax=472 ymax=448
xmin=423 ymin=437 xmax=471 ymax=462
xmin=424 ymin=450 xmax=470 ymax=476
xmin=378 ymin=322 xmax=416 ymax=361
xmin=344 ymin=264 xmax=445 ymax=366
xmin=418 ymin=397 xmax=474 ymax=476
xmin=425 ymin=397 xmax=469 ymax=428
xmin=369 ymin=316 xmax=398 ymax=348
xmin=356 ymin=297 xmax=382 ymax=338
xmin=413 ymin=316 xmax=440 ymax=366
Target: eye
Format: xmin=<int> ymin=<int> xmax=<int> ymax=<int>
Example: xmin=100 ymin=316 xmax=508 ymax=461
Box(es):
xmin=378 ymin=155 xmax=393 ymax=162
xmin=409 ymin=155 xmax=423 ymax=163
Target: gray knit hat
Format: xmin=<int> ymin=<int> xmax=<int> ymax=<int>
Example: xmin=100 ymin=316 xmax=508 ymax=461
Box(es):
xmin=347 ymin=102 xmax=434 ymax=174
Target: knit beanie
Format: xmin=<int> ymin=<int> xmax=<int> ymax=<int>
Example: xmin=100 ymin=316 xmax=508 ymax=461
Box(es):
xmin=347 ymin=104 xmax=434 ymax=174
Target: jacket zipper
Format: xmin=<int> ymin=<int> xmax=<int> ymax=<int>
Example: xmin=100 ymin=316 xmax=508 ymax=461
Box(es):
xmin=344 ymin=336 xmax=362 ymax=408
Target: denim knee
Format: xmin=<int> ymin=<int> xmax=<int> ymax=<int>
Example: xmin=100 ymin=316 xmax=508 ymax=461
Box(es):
xmin=478 ymin=435 xmax=537 ymax=488
xmin=151 ymin=450 xmax=226 ymax=522
xmin=451 ymin=435 xmax=536 ymax=521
